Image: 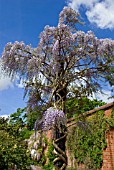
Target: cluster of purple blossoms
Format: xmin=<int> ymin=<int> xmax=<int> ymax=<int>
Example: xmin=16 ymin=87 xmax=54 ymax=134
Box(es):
xmin=43 ymin=107 xmax=66 ymax=131
xmin=59 ymin=6 xmax=80 ymax=26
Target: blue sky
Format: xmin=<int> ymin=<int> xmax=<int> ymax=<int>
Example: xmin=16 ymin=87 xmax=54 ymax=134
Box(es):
xmin=0 ymin=0 xmax=114 ymax=116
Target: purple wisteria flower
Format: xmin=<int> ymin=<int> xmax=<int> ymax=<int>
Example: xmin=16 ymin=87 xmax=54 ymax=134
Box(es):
xmin=43 ymin=107 xmax=66 ymax=131
xmin=1 ymin=7 xmax=114 ymax=114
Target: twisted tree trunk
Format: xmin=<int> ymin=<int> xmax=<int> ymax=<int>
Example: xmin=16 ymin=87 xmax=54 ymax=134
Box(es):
xmin=53 ymin=84 xmax=67 ymax=170
xmin=53 ymin=128 xmax=67 ymax=170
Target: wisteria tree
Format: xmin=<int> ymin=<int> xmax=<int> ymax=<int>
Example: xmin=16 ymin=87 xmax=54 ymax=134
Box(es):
xmin=1 ymin=7 xmax=114 ymax=170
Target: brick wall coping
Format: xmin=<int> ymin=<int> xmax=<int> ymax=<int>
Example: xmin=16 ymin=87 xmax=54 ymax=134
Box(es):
xmin=67 ymin=102 xmax=114 ymax=127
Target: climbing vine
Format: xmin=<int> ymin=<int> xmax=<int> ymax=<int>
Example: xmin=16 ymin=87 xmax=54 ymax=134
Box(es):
xmin=43 ymin=141 xmax=55 ymax=170
xmin=106 ymin=106 xmax=114 ymax=128
xmin=67 ymin=107 xmax=114 ymax=170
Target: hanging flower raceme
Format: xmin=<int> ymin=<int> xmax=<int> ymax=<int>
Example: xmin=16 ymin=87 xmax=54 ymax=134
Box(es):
xmin=43 ymin=107 xmax=66 ymax=131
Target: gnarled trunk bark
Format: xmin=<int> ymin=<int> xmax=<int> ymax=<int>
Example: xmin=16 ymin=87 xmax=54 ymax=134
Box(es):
xmin=53 ymin=85 xmax=67 ymax=170
xmin=53 ymin=127 xmax=67 ymax=170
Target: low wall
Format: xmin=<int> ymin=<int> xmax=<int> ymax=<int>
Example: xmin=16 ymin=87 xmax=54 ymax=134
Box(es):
xmin=67 ymin=102 xmax=114 ymax=170
xmin=101 ymin=107 xmax=114 ymax=170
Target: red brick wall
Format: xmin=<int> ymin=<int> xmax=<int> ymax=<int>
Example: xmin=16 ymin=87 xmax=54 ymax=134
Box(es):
xmin=102 ymin=128 xmax=114 ymax=170
xmin=101 ymin=108 xmax=114 ymax=170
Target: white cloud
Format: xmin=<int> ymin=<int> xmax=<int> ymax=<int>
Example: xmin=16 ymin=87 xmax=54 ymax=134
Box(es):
xmin=67 ymin=0 xmax=99 ymax=10
xmin=16 ymin=81 xmax=24 ymax=88
xmin=90 ymin=89 xmax=114 ymax=103
xmin=0 ymin=60 xmax=14 ymax=91
xmin=0 ymin=60 xmax=25 ymax=90
xmin=0 ymin=114 xmax=9 ymax=119
xmin=67 ymin=0 xmax=114 ymax=29
xmin=15 ymin=76 xmax=25 ymax=88
xmin=0 ymin=77 xmax=13 ymax=91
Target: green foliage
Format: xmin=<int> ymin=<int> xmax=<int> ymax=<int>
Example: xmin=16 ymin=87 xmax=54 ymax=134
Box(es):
xmin=21 ymin=128 xmax=34 ymax=139
xmin=67 ymin=108 xmax=114 ymax=169
xmin=65 ymin=97 xmax=105 ymax=119
xmin=26 ymin=108 xmax=42 ymax=130
xmin=0 ymin=113 xmax=36 ymax=169
xmin=9 ymin=108 xmax=34 ymax=139
xmin=42 ymin=141 xmax=55 ymax=170
xmin=106 ymin=107 xmax=114 ymax=128
xmin=9 ymin=108 xmax=26 ymax=138
xmin=47 ymin=141 xmax=55 ymax=162
xmin=43 ymin=163 xmax=54 ymax=170
xmin=9 ymin=108 xmax=25 ymax=125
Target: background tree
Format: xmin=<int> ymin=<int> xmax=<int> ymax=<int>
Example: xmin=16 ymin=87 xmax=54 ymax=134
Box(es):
xmin=1 ymin=7 xmax=114 ymax=170
xmin=65 ymin=97 xmax=105 ymax=119
xmin=9 ymin=108 xmax=34 ymax=139
xmin=0 ymin=116 xmax=35 ymax=170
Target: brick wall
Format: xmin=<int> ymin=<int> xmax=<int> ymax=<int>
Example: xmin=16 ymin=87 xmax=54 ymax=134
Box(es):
xmin=67 ymin=102 xmax=114 ymax=170
xmin=101 ymin=108 xmax=114 ymax=170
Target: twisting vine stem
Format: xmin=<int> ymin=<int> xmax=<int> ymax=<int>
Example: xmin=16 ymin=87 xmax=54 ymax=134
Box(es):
xmin=53 ymin=131 xmax=67 ymax=170
xmin=52 ymin=82 xmax=67 ymax=170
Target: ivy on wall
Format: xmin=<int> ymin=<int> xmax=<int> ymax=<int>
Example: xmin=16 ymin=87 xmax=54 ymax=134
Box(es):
xmin=67 ymin=107 xmax=114 ymax=170
xmin=43 ymin=141 xmax=55 ymax=170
